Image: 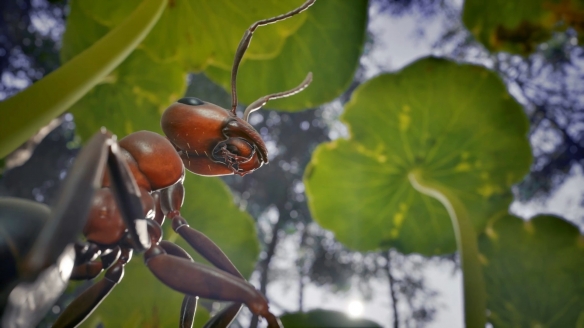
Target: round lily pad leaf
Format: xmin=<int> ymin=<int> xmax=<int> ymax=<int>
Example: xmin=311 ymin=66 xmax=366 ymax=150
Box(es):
xmin=69 ymin=49 xmax=186 ymax=140
xmin=304 ymin=57 xmax=532 ymax=254
xmin=169 ymin=173 xmax=260 ymax=279
xmin=205 ymin=0 xmax=368 ymax=111
xmin=463 ymin=0 xmax=584 ymax=55
xmin=479 ymin=215 xmax=584 ymax=327
xmin=74 ymin=0 xmax=308 ymax=71
xmin=79 ymin=260 xmax=211 ymax=328
xmin=280 ymin=310 xmax=382 ymax=328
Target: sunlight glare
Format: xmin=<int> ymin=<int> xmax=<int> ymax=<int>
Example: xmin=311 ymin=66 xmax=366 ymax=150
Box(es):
xmin=347 ymin=300 xmax=364 ymax=318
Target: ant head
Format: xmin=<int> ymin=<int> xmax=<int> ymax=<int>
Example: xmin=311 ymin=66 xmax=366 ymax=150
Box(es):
xmin=161 ymin=97 xmax=267 ymax=177
xmin=161 ymin=0 xmax=315 ymax=177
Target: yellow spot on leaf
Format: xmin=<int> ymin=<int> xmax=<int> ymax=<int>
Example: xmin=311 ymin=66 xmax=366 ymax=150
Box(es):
xmin=399 ymin=113 xmax=411 ymax=132
xmin=485 ymin=226 xmax=498 ymax=240
xmin=477 ymin=184 xmax=502 ymax=198
xmin=577 ymin=235 xmax=584 ymax=249
xmin=390 ymin=228 xmax=399 ymax=238
xmin=478 ymin=253 xmax=488 ymax=265
xmin=124 ymin=121 xmax=134 ymax=135
xmin=454 ymin=162 xmax=471 ymax=172
xmin=393 ymin=213 xmax=404 ymax=227
xmin=523 ymin=221 xmax=535 ymax=234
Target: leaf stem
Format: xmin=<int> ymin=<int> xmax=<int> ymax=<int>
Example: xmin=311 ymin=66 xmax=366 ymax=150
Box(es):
xmin=408 ymin=170 xmax=486 ymax=328
xmin=0 ymin=0 xmax=168 ymax=158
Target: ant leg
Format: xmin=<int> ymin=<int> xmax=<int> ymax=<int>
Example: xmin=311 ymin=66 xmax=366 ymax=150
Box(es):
xmin=144 ymin=245 xmax=282 ymax=328
xmin=203 ymin=303 xmax=242 ymax=328
xmin=70 ymin=261 xmax=102 ymax=280
xmin=23 ymin=130 xmax=113 ymax=273
xmin=70 ymin=246 xmax=121 ymax=280
xmin=70 ymin=242 xmax=103 ymax=280
xmin=106 ymin=140 xmax=150 ymax=252
xmin=23 ymin=128 xmax=147 ymax=273
xmin=2 ymin=131 xmax=119 ymax=328
xmin=160 ymin=183 xmax=243 ymax=278
xmin=52 ymin=248 xmax=132 ymax=328
xmin=230 ymin=0 xmax=316 ymax=113
xmin=159 ymin=241 xmax=198 ymax=328
xmin=160 ymin=183 xmax=248 ymax=327
xmin=160 ymin=241 xmax=242 ymax=328
xmin=160 ymin=181 xmax=281 ymax=328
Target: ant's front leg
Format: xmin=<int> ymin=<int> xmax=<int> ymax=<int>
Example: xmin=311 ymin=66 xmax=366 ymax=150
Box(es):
xmin=159 ymin=240 xmax=244 ymax=328
xmin=160 ymin=182 xmax=243 ymax=278
xmin=158 ymin=183 xmax=281 ymax=327
xmin=159 ymin=241 xmax=198 ymax=328
xmin=144 ymin=244 xmax=281 ymax=328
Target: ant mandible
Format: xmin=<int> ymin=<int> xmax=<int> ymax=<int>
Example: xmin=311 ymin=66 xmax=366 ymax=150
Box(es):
xmin=1 ymin=1 xmax=315 ymax=327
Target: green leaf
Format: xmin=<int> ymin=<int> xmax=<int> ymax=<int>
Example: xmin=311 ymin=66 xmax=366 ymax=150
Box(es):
xmin=69 ymin=49 xmax=186 ymax=140
xmin=169 ymin=173 xmax=260 ymax=279
xmin=205 ymin=0 xmax=368 ymax=111
xmin=304 ymin=57 xmax=532 ymax=255
xmin=0 ymin=0 xmax=166 ymax=159
xmin=80 ymin=260 xmax=211 ymax=328
xmin=280 ymin=310 xmax=382 ymax=328
xmin=479 ymin=215 xmax=584 ymax=327
xmin=462 ymin=0 xmax=584 ymax=55
xmin=74 ymin=0 xmax=309 ymax=71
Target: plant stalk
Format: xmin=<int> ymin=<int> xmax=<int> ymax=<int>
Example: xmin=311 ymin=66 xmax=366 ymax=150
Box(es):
xmin=408 ymin=170 xmax=486 ymax=328
xmin=0 ymin=0 xmax=168 ymax=158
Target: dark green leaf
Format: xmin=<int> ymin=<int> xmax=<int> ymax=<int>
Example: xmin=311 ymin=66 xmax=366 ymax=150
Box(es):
xmin=479 ymin=215 xmax=584 ymax=327
xmin=463 ymin=0 xmax=584 ymax=55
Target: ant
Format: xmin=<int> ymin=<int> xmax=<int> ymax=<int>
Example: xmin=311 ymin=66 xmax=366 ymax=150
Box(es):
xmin=0 ymin=0 xmax=315 ymax=327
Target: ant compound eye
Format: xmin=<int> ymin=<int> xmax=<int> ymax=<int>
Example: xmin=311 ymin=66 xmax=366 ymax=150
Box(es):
xmin=177 ymin=97 xmax=205 ymax=106
xmin=213 ymin=138 xmax=254 ymax=161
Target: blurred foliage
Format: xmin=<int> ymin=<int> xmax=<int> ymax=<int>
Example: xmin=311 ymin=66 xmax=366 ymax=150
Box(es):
xmin=479 ymin=214 xmax=584 ymax=327
xmin=463 ymin=0 xmax=584 ymax=55
xmin=305 ymin=57 xmax=532 ymax=254
xmin=280 ymin=309 xmax=383 ymax=327
xmin=205 ymin=0 xmax=368 ymax=110
xmin=54 ymin=0 xmax=367 ymax=143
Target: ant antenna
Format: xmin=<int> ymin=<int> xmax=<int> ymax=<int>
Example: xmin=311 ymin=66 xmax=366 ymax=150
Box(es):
xmin=230 ymin=0 xmax=316 ymax=115
xmin=243 ymin=72 xmax=312 ymax=122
